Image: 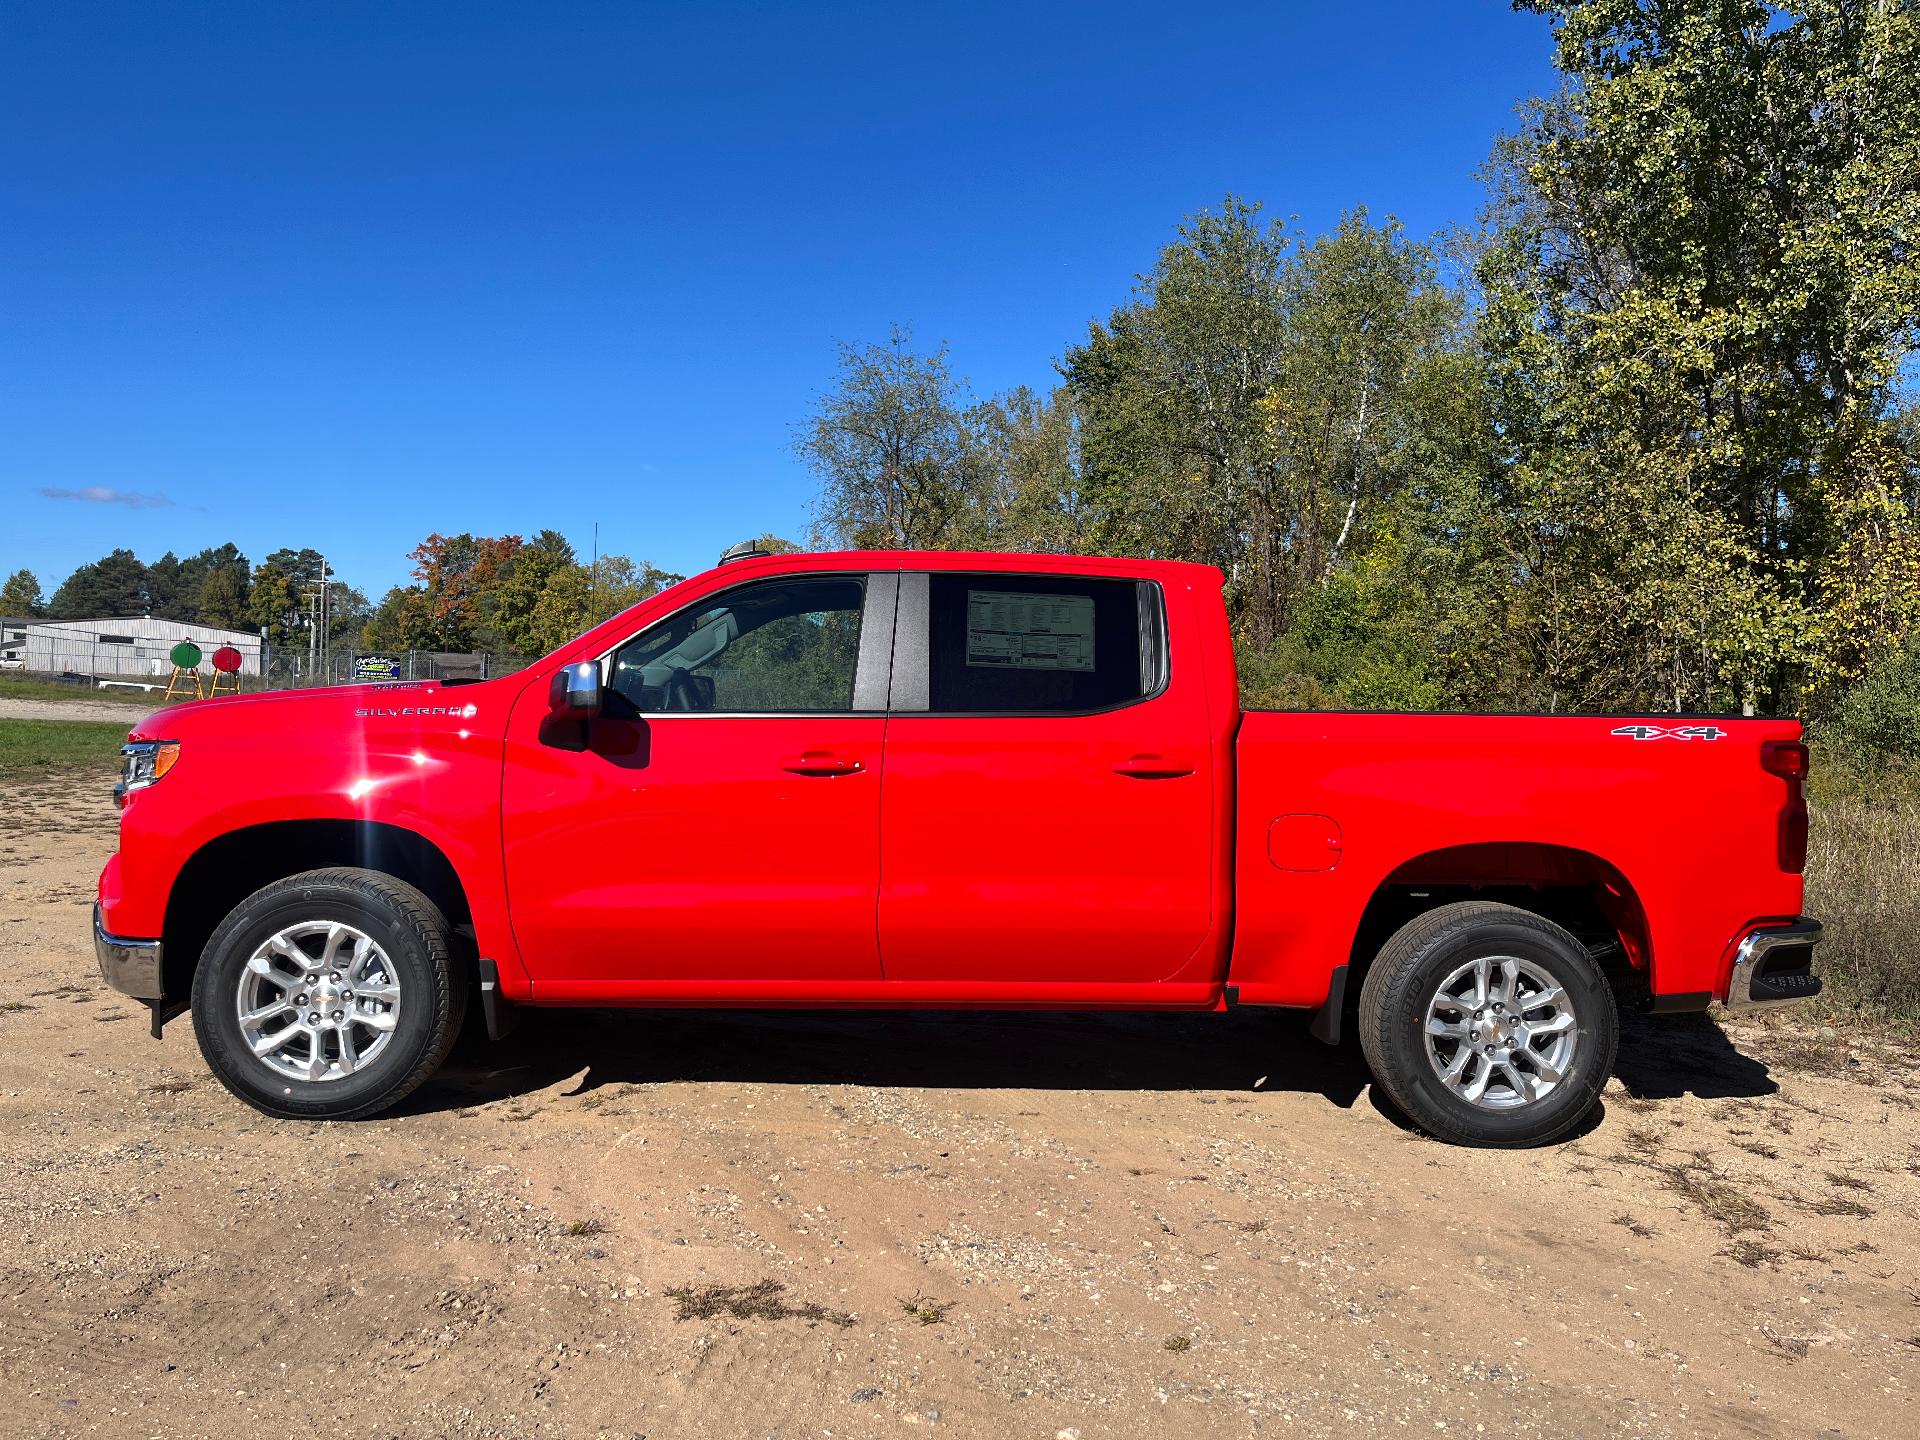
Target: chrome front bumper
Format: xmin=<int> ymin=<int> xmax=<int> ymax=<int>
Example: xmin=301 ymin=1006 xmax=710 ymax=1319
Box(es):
xmin=94 ymin=903 xmax=164 ymax=1000
xmin=1724 ymin=918 xmax=1823 ymax=1012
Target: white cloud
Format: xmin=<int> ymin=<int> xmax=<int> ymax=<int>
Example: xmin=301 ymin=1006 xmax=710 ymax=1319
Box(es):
xmin=36 ymin=485 xmax=175 ymax=509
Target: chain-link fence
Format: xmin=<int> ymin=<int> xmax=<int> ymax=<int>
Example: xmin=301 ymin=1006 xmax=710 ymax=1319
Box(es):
xmin=263 ymin=649 xmax=531 ymax=690
xmin=1 ymin=618 xmax=264 ymax=693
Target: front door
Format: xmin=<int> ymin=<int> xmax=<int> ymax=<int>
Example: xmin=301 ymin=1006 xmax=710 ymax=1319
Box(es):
xmin=877 ymin=571 xmax=1216 ymax=984
xmin=502 ymin=571 xmax=894 ymax=989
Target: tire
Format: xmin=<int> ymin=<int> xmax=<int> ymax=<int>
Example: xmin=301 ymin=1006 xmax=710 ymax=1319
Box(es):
xmin=1357 ymin=901 xmax=1617 ymax=1147
xmin=190 ymin=867 xmax=466 ymax=1120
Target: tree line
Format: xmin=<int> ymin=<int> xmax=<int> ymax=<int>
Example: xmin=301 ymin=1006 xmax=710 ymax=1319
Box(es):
xmin=0 ymin=532 xmax=692 ymax=662
xmin=796 ymin=0 xmax=1920 ymax=753
xmin=2 ymin=545 xmax=371 ymax=652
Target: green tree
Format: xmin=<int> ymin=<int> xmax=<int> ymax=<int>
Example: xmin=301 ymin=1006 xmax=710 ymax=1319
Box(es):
xmin=1480 ymin=0 xmax=1920 ymax=710
xmin=1065 ymin=197 xmax=1293 ymax=617
xmin=361 ymin=585 xmax=433 ymax=652
xmin=247 ymin=549 xmax=327 ymax=646
xmin=798 ymin=326 xmax=994 ymax=548
xmin=145 ymin=552 xmax=186 ymax=619
xmin=962 ymin=386 xmax=1088 ymax=553
xmin=1064 ymin=200 xmax=1484 ymax=656
xmin=534 ymin=554 xmax=682 ymax=649
xmin=178 ymin=544 xmax=250 ymax=625
xmin=491 ymin=529 xmax=578 ymax=656
xmin=0 ymin=568 xmax=45 ymax=617
xmin=47 ymin=549 xmax=149 ymax=619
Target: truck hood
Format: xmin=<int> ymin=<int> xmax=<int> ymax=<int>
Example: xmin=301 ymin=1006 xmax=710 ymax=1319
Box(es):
xmin=127 ymin=676 xmax=528 ymax=744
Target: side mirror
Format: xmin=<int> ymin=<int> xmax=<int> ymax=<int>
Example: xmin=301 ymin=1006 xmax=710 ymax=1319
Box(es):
xmin=548 ymin=661 xmax=603 ymax=717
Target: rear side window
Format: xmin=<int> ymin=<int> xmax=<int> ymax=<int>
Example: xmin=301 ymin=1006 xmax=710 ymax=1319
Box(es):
xmin=926 ymin=573 xmax=1164 ymax=714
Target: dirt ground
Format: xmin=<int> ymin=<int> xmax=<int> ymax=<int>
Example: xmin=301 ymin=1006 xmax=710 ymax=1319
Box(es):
xmin=2 ymin=774 xmax=1917 ymax=1440
xmin=0 ymin=695 xmax=154 ymax=726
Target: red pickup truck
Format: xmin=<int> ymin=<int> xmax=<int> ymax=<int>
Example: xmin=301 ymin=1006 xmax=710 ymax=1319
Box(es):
xmin=94 ymin=548 xmax=1822 ymax=1145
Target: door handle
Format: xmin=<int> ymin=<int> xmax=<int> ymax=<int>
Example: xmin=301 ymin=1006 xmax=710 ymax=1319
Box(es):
xmin=780 ymin=751 xmax=865 ymax=777
xmin=1112 ymin=753 xmax=1193 ymax=779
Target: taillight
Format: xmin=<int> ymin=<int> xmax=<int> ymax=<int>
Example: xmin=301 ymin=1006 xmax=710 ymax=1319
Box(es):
xmin=1762 ymin=740 xmax=1809 ymax=873
xmin=1761 ymin=741 xmax=1809 ymax=780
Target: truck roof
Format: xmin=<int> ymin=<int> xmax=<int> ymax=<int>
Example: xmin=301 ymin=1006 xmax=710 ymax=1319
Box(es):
xmin=720 ymin=549 xmax=1227 ymax=586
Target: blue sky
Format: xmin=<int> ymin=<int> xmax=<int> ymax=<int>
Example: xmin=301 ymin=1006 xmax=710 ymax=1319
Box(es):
xmin=1 ymin=1 xmax=1556 ymax=600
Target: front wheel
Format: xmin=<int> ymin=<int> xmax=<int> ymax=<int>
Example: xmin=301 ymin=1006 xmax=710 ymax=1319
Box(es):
xmin=1357 ymin=901 xmax=1617 ymax=1147
xmin=191 ymin=868 xmax=466 ymax=1120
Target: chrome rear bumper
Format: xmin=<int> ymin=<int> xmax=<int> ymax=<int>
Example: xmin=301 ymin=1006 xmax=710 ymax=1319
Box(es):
xmin=94 ymin=903 xmax=164 ymax=1000
xmin=1723 ymin=918 xmax=1823 ymax=1011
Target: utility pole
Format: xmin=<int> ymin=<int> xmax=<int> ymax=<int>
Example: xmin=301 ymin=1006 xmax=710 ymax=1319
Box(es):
xmin=303 ymin=556 xmax=332 ymax=682
xmin=318 ymin=555 xmax=330 ymax=682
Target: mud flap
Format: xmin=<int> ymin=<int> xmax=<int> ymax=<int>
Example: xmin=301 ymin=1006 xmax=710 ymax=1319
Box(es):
xmin=1308 ymin=964 xmax=1348 ymax=1046
xmin=478 ymin=957 xmax=519 ymax=1042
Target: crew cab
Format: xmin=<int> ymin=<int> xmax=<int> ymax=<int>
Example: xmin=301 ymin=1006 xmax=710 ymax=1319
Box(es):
xmin=94 ymin=548 xmax=1823 ymax=1145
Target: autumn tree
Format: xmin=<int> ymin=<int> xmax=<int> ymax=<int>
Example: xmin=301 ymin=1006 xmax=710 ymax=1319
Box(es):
xmin=396 ymin=532 xmax=525 ymax=651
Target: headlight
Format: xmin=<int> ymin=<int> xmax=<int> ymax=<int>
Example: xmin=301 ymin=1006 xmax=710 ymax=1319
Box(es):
xmin=117 ymin=741 xmax=180 ymax=807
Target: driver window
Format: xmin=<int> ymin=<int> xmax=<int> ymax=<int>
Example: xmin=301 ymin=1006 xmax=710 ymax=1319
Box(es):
xmin=608 ymin=575 xmax=866 ymax=713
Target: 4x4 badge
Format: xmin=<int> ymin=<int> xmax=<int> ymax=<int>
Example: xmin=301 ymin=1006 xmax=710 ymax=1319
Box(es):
xmin=1610 ymin=724 xmax=1727 ymax=741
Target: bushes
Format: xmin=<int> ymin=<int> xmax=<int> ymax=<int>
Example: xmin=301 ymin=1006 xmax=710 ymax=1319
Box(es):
xmin=1820 ymin=648 xmax=1920 ymax=768
xmin=1804 ymin=773 xmax=1920 ymax=1030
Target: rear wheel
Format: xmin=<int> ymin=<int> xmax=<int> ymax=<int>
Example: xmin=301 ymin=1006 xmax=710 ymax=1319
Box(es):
xmin=1357 ymin=901 xmax=1616 ymax=1147
xmin=191 ymin=868 xmax=465 ymax=1120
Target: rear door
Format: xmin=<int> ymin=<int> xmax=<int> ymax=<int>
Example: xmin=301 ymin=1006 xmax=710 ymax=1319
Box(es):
xmin=876 ymin=570 xmax=1215 ymax=984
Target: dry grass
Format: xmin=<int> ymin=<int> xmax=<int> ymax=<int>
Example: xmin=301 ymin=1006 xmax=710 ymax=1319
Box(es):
xmin=1805 ymin=782 xmax=1920 ymax=1029
xmin=666 ymin=1279 xmax=855 ymax=1328
xmin=1807 ymin=1194 xmax=1874 ymax=1218
xmin=1721 ymin=1238 xmax=1784 ymax=1268
xmin=1656 ymin=1160 xmax=1772 ymax=1234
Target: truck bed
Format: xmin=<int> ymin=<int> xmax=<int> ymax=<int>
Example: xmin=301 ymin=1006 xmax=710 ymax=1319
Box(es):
xmin=1226 ymin=711 xmax=1808 ymax=1008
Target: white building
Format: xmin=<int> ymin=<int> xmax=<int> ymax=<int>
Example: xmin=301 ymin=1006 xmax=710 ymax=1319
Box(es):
xmin=0 ymin=616 xmax=265 ymax=680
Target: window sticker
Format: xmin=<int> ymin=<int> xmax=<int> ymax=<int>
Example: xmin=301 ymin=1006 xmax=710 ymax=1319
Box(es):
xmin=964 ymin=590 xmax=1096 ymax=670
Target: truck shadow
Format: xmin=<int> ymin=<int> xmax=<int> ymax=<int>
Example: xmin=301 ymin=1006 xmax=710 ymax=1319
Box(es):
xmin=414 ymin=1006 xmax=1374 ymax=1114
xmin=1360 ymin=1013 xmax=1777 ymax=1142
xmin=409 ymin=1005 xmax=1777 ymax=1121
xmin=1609 ymin=1011 xmax=1779 ymax=1101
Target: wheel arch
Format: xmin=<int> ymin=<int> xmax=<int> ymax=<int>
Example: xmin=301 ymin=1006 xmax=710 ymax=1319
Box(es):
xmin=160 ymin=820 xmax=475 ymax=1005
xmin=1345 ymin=842 xmax=1653 ymax=1008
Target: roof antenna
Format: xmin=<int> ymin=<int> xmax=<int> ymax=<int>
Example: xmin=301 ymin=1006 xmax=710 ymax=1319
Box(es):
xmin=719 ymin=538 xmax=772 ymax=564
